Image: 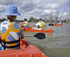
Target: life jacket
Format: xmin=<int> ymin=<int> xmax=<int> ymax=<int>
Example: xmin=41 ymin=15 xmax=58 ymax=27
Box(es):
xmin=1 ymin=21 xmax=22 ymax=50
xmin=23 ymin=21 xmax=29 ymax=26
xmin=39 ymin=21 xmax=45 ymax=30
xmin=59 ymin=22 xmax=62 ymax=25
xmin=35 ymin=22 xmax=41 ymax=28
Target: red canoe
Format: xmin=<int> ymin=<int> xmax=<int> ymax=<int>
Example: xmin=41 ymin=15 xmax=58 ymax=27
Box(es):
xmin=0 ymin=37 xmax=47 ymax=57
xmin=53 ymin=24 xmax=64 ymax=26
xmin=23 ymin=27 xmax=52 ymax=32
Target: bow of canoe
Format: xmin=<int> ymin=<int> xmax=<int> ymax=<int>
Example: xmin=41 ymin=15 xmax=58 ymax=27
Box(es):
xmin=0 ymin=37 xmax=47 ymax=57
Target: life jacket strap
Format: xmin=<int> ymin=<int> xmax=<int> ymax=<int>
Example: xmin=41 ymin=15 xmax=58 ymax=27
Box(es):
xmin=1 ymin=39 xmax=20 ymax=50
xmin=2 ymin=43 xmax=20 ymax=48
xmin=1 ymin=39 xmax=20 ymax=44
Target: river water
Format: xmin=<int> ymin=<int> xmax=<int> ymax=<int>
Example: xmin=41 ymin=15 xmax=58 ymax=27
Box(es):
xmin=23 ymin=22 xmax=70 ymax=57
xmin=0 ymin=22 xmax=70 ymax=57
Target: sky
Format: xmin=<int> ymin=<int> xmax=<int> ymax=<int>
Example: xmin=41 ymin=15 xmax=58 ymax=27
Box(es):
xmin=0 ymin=0 xmax=70 ymax=20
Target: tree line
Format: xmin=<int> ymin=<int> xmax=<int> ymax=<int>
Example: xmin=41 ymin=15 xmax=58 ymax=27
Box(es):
xmin=29 ymin=17 xmax=67 ymax=23
xmin=0 ymin=17 xmax=67 ymax=23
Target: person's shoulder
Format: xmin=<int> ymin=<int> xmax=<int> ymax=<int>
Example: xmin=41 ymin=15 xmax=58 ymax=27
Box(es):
xmin=26 ymin=21 xmax=28 ymax=22
xmin=41 ymin=21 xmax=45 ymax=23
xmin=10 ymin=22 xmax=21 ymax=25
xmin=26 ymin=21 xmax=29 ymax=23
xmin=15 ymin=21 xmax=19 ymax=22
xmin=11 ymin=21 xmax=21 ymax=27
xmin=1 ymin=21 xmax=7 ymax=23
xmin=14 ymin=21 xmax=21 ymax=24
xmin=1 ymin=21 xmax=9 ymax=24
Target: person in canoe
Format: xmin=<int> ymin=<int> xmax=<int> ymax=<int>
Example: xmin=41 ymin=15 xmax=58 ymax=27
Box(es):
xmin=32 ymin=18 xmax=45 ymax=30
xmin=58 ymin=21 xmax=62 ymax=25
xmin=54 ymin=21 xmax=57 ymax=25
xmin=0 ymin=5 xmax=24 ymax=51
xmin=21 ymin=18 xmax=29 ymax=27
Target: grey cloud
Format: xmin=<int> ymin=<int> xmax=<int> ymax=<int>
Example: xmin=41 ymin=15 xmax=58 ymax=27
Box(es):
xmin=20 ymin=3 xmax=36 ymax=12
xmin=37 ymin=0 xmax=69 ymax=10
xmin=0 ymin=0 xmax=22 ymax=6
xmin=0 ymin=0 xmax=23 ymax=12
xmin=19 ymin=0 xmax=39 ymax=12
xmin=0 ymin=0 xmax=14 ymax=5
xmin=0 ymin=5 xmax=6 ymax=12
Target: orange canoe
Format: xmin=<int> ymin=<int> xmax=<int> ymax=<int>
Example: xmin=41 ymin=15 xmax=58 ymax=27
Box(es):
xmin=53 ymin=24 xmax=64 ymax=26
xmin=0 ymin=38 xmax=47 ymax=57
xmin=23 ymin=27 xmax=52 ymax=32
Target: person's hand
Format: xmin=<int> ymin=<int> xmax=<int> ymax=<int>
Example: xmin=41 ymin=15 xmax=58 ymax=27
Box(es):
xmin=20 ymin=23 xmax=23 ymax=24
xmin=45 ymin=25 xmax=46 ymax=27
xmin=32 ymin=25 xmax=36 ymax=27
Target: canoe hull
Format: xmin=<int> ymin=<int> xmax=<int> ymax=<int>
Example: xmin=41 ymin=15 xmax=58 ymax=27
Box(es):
xmin=23 ymin=27 xmax=52 ymax=32
xmin=0 ymin=38 xmax=47 ymax=57
xmin=53 ymin=24 xmax=64 ymax=26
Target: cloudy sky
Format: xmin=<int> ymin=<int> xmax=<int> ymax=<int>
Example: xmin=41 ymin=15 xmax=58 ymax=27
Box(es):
xmin=0 ymin=0 xmax=70 ymax=20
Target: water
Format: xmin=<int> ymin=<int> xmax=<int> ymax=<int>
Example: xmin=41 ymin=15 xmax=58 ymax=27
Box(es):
xmin=0 ymin=22 xmax=70 ymax=57
xmin=23 ymin=22 xmax=70 ymax=57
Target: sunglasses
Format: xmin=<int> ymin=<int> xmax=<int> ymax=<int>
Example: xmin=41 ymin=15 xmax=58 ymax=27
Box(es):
xmin=11 ymin=16 xmax=17 ymax=17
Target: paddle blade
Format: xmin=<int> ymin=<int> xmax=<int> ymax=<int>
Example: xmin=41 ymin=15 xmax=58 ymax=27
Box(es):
xmin=34 ymin=33 xmax=45 ymax=39
xmin=48 ymin=24 xmax=53 ymax=26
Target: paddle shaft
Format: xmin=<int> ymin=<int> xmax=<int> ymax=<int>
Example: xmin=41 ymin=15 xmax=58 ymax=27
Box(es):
xmin=24 ymin=35 xmax=34 ymax=37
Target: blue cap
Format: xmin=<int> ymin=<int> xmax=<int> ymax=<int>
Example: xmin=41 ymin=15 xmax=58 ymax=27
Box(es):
xmin=39 ymin=18 xmax=42 ymax=20
xmin=4 ymin=5 xmax=21 ymax=16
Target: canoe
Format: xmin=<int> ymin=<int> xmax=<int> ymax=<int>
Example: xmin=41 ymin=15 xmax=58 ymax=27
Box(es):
xmin=48 ymin=24 xmax=64 ymax=26
xmin=53 ymin=24 xmax=64 ymax=26
xmin=0 ymin=37 xmax=47 ymax=57
xmin=23 ymin=27 xmax=52 ymax=32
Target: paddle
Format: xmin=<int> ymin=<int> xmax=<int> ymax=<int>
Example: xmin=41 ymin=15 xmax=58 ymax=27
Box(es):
xmin=24 ymin=33 xmax=45 ymax=39
xmin=0 ymin=33 xmax=45 ymax=42
xmin=48 ymin=24 xmax=53 ymax=26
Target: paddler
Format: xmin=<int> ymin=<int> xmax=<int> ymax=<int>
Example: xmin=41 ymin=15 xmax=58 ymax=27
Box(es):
xmin=54 ymin=21 xmax=57 ymax=25
xmin=1 ymin=5 xmax=24 ymax=51
xmin=32 ymin=18 xmax=45 ymax=30
xmin=21 ymin=18 xmax=29 ymax=27
xmin=58 ymin=21 xmax=62 ymax=25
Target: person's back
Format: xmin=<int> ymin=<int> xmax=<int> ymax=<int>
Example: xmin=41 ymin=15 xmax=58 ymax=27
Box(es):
xmin=32 ymin=18 xmax=45 ymax=30
xmin=59 ymin=21 xmax=62 ymax=25
xmin=1 ymin=5 xmax=24 ymax=51
xmin=1 ymin=21 xmax=22 ymax=50
xmin=39 ymin=21 xmax=45 ymax=30
xmin=55 ymin=22 xmax=57 ymax=24
xmin=23 ymin=21 xmax=29 ymax=26
xmin=32 ymin=18 xmax=42 ymax=30
xmin=22 ymin=18 xmax=29 ymax=27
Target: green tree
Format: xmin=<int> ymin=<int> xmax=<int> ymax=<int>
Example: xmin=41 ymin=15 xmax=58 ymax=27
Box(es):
xmin=2 ymin=18 xmax=7 ymax=21
xmin=29 ymin=17 xmax=34 ymax=22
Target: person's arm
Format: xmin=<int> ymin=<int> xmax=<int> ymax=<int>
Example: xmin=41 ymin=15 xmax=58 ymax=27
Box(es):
xmin=32 ymin=25 xmax=36 ymax=27
xmin=20 ymin=32 xmax=24 ymax=39
xmin=20 ymin=25 xmax=24 ymax=39
xmin=20 ymin=22 xmax=25 ymax=24
xmin=32 ymin=22 xmax=39 ymax=27
xmin=45 ymin=25 xmax=46 ymax=27
xmin=20 ymin=22 xmax=23 ymax=24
